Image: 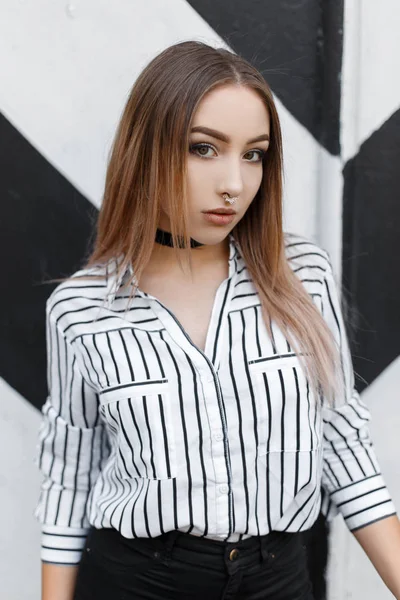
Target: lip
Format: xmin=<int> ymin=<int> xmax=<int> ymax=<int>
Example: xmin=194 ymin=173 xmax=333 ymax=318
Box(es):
xmin=203 ymin=211 xmax=236 ymax=226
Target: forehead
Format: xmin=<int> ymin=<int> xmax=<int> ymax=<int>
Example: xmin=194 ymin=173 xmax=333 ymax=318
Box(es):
xmin=192 ymin=85 xmax=270 ymax=135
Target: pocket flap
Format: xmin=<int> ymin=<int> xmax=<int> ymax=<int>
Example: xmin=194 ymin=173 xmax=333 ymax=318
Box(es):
xmin=99 ymin=378 xmax=169 ymax=405
xmin=248 ymin=352 xmax=302 ymax=374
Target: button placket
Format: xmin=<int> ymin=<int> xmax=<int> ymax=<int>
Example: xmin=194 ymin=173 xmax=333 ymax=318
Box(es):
xmin=216 ymin=490 xmax=230 ymax=535
xmin=202 ymin=379 xmax=226 ymax=449
xmin=144 ymin=262 xmax=237 ymax=538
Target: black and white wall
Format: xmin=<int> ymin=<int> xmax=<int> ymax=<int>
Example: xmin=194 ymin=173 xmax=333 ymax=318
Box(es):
xmin=1 ymin=2 xmax=399 ymax=598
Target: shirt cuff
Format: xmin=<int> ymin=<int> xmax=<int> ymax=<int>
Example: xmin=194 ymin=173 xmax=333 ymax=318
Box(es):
xmin=329 ymin=473 xmax=397 ymax=531
xmin=41 ymin=524 xmax=90 ymax=565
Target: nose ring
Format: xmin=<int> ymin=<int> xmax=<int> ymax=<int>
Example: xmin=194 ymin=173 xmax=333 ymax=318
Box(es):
xmin=223 ymin=193 xmax=238 ymax=205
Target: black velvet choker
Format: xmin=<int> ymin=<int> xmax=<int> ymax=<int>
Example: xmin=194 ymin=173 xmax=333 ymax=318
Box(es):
xmin=155 ymin=228 xmax=204 ymax=248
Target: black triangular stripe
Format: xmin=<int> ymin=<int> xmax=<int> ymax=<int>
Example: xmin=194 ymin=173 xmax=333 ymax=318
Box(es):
xmin=0 ymin=112 xmax=98 ymax=409
xmin=342 ymin=108 xmax=400 ymax=389
xmin=186 ymin=0 xmax=343 ymax=155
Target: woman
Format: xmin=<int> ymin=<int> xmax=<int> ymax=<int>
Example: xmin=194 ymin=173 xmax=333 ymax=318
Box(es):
xmin=35 ymin=41 xmax=400 ymax=600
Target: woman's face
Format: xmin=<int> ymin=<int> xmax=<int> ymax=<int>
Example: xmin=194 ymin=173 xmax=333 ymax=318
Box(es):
xmin=160 ymin=84 xmax=270 ymax=246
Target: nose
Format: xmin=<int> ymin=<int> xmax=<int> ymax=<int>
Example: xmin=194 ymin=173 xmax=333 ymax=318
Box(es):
xmin=218 ymin=156 xmax=244 ymax=199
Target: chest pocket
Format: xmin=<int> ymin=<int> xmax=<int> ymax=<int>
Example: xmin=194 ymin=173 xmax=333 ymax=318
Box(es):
xmin=99 ymin=379 xmax=177 ymax=480
xmin=248 ymin=353 xmax=321 ymax=454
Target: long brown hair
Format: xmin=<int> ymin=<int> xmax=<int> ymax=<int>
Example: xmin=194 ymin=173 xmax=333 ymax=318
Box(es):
xmin=82 ymin=40 xmax=342 ymax=404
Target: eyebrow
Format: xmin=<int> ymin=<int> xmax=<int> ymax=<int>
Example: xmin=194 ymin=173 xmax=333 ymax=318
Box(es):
xmin=190 ymin=126 xmax=270 ymax=144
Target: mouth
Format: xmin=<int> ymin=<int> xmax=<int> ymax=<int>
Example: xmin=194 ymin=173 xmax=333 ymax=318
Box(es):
xmin=202 ymin=208 xmax=237 ymax=226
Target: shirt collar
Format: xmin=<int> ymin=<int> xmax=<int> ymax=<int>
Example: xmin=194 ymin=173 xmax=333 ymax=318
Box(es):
xmin=104 ymin=233 xmax=243 ymax=307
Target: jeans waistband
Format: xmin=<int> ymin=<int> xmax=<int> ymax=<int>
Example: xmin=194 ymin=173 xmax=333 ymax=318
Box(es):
xmin=163 ymin=529 xmax=284 ymax=554
xmin=88 ymin=526 xmax=303 ymax=576
xmin=156 ymin=529 xmax=302 ymax=574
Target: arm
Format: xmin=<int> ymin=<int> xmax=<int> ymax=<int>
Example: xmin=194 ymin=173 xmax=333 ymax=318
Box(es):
xmin=34 ymin=296 xmax=109 ymax=599
xmin=353 ymin=515 xmax=400 ymax=599
xmin=41 ymin=564 xmax=79 ymax=600
xmin=319 ymin=258 xmax=399 ymax=594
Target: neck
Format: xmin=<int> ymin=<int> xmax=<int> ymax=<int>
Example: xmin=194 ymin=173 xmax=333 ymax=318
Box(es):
xmin=150 ymin=233 xmax=230 ymax=274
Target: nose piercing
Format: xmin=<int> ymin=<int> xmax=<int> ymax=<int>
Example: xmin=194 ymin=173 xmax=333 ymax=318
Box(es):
xmin=223 ymin=193 xmax=238 ymax=205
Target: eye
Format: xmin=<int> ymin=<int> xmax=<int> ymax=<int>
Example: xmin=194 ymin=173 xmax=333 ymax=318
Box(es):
xmin=243 ymin=149 xmax=266 ymax=162
xmin=189 ymin=143 xmax=267 ymax=162
xmin=189 ymin=143 xmax=216 ymax=159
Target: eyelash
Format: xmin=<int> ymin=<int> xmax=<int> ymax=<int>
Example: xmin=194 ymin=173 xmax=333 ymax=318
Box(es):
xmin=189 ymin=142 xmax=266 ymax=162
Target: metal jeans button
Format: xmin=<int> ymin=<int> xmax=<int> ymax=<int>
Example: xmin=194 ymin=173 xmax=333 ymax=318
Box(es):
xmin=229 ymin=548 xmax=239 ymax=561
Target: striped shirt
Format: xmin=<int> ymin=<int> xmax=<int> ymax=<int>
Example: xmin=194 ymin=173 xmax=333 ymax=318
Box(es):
xmin=34 ymin=233 xmax=397 ymax=565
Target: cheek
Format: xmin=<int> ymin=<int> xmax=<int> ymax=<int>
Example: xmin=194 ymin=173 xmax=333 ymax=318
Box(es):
xmin=186 ymin=159 xmax=212 ymax=187
xmin=243 ymin=165 xmax=263 ymax=197
xmin=250 ymin=163 xmax=264 ymax=185
xmin=186 ymin=160 xmax=215 ymax=207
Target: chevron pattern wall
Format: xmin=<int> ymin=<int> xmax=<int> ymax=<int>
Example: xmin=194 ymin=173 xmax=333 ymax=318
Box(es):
xmin=1 ymin=2 xmax=399 ymax=598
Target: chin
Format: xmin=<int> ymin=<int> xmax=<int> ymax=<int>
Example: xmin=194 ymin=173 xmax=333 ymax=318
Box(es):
xmin=191 ymin=228 xmax=233 ymax=246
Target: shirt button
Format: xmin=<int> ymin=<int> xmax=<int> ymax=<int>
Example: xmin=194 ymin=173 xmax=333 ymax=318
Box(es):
xmin=214 ymin=432 xmax=224 ymax=441
xmin=219 ymin=484 xmax=229 ymax=494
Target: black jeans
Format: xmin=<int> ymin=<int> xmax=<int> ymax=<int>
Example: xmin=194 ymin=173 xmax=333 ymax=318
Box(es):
xmin=73 ymin=526 xmax=314 ymax=600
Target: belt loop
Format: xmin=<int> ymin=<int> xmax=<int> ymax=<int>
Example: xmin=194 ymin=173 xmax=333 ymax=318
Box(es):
xmin=163 ymin=530 xmax=180 ymax=565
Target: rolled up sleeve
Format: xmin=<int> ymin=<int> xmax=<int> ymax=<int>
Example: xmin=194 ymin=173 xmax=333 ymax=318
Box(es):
xmin=319 ymin=258 xmax=397 ymax=531
xmin=33 ymin=297 xmax=109 ymax=564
